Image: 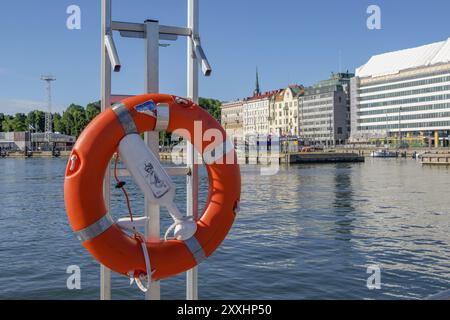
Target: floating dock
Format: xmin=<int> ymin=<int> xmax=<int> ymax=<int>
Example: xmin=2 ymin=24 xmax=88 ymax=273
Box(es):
xmin=0 ymin=150 xmax=70 ymax=158
xmin=285 ymin=152 xmax=365 ymax=164
xmin=420 ymin=152 xmax=450 ymax=165
xmin=141 ymin=151 xmax=365 ymax=165
xmin=245 ymin=152 xmax=364 ymax=165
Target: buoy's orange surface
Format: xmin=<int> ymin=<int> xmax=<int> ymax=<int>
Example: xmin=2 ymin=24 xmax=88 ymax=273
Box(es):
xmin=64 ymin=94 xmax=241 ymax=280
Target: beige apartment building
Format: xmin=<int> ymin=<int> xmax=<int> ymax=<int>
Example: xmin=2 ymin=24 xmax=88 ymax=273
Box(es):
xmin=221 ymin=100 xmax=244 ymax=143
xmin=268 ymin=85 xmax=303 ymax=136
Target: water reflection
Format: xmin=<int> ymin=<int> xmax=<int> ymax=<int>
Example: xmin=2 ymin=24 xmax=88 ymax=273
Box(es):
xmin=332 ymin=164 xmax=356 ymax=242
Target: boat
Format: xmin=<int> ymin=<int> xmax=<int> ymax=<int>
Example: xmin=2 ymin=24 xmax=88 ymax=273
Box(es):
xmin=370 ymin=149 xmax=399 ymax=158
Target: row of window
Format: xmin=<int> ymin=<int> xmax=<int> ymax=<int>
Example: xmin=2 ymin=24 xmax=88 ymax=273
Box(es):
xmin=274 ymin=102 xmax=298 ymax=109
xmin=301 ymin=120 xmax=333 ymax=126
xmin=300 ymin=99 xmax=334 ymax=108
xmin=358 ymin=111 xmax=450 ymax=124
xmin=270 ymin=118 xmax=294 ymax=125
xmin=302 ymin=127 xmax=345 ymax=135
xmin=302 ymin=92 xmax=333 ymax=101
xmin=359 ymin=75 xmax=450 ymax=95
xmin=301 ymin=106 xmax=334 ymax=114
xmin=301 ymin=127 xmax=333 ymax=137
xmin=358 ymin=121 xmax=450 ymax=131
xmin=300 ymin=112 xmax=334 ymax=120
xmin=358 ymin=68 xmax=450 ymax=90
xmin=244 ymin=126 xmax=269 ymax=130
xmin=359 ymin=85 xmax=450 ymax=102
xmin=359 ymin=94 xmax=450 ymax=109
xmin=357 ymin=102 xmax=450 ymax=116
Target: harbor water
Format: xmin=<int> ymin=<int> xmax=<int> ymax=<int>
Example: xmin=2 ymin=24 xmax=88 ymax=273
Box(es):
xmin=0 ymin=158 xmax=449 ymax=299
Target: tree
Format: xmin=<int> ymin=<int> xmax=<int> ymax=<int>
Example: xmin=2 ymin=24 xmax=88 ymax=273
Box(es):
xmin=61 ymin=104 xmax=87 ymax=137
xmin=26 ymin=110 xmax=45 ymax=132
xmin=0 ymin=113 xmax=5 ymax=132
xmin=86 ymin=101 xmax=101 ymax=122
xmin=199 ymin=97 xmax=221 ymax=120
xmin=3 ymin=113 xmax=28 ymax=132
xmin=53 ymin=113 xmax=63 ymax=134
xmin=0 ymin=98 xmax=222 ymax=137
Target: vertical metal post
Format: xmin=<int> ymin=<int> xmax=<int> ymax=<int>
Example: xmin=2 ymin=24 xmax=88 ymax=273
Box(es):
xmin=100 ymin=0 xmax=112 ymax=301
xmin=398 ymin=106 xmax=402 ymax=147
xmin=186 ymin=0 xmax=199 ymax=301
xmin=144 ymin=19 xmax=161 ymax=300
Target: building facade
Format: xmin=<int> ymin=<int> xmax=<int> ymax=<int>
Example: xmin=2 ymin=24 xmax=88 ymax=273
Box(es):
xmin=0 ymin=132 xmax=75 ymax=151
xmin=268 ymin=85 xmax=303 ymax=136
xmin=299 ymin=72 xmax=353 ymax=146
xmin=243 ymin=91 xmax=281 ymax=137
xmin=221 ymin=100 xmax=244 ymax=143
xmin=350 ymin=37 xmax=450 ymax=147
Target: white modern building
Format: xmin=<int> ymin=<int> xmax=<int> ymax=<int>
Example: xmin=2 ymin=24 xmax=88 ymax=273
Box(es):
xmin=221 ymin=100 xmax=244 ymax=143
xmin=268 ymin=85 xmax=303 ymax=136
xmin=299 ymin=72 xmax=353 ymax=146
xmin=350 ymin=37 xmax=450 ymax=147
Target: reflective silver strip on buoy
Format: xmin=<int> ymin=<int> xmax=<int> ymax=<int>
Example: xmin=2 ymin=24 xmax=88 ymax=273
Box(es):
xmin=75 ymin=214 xmax=115 ymax=243
xmin=155 ymin=103 xmax=170 ymax=131
xmin=112 ymin=103 xmax=138 ymax=135
xmin=184 ymin=236 xmax=207 ymax=264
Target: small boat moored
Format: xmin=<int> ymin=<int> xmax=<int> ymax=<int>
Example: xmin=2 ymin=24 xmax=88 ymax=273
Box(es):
xmin=370 ymin=149 xmax=399 ymax=158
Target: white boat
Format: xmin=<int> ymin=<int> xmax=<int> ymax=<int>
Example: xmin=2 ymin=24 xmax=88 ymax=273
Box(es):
xmin=370 ymin=149 xmax=399 ymax=158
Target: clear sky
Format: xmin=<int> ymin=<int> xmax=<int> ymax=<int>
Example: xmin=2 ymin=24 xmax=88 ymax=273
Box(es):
xmin=0 ymin=0 xmax=449 ymax=114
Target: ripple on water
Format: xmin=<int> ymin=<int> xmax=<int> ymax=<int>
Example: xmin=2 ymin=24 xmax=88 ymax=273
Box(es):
xmin=0 ymin=158 xmax=449 ymax=299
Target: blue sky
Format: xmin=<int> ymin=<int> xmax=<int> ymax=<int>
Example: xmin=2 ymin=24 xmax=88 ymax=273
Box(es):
xmin=0 ymin=0 xmax=449 ymax=114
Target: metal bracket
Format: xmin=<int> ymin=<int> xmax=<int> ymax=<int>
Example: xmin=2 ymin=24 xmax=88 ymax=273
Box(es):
xmin=108 ymin=19 xmax=211 ymax=77
xmin=105 ymin=35 xmax=121 ymax=72
xmin=193 ymin=37 xmax=211 ymax=76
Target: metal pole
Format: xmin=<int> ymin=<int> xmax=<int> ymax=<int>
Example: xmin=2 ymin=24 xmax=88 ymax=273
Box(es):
xmin=144 ymin=19 xmax=161 ymax=300
xmin=398 ymin=106 xmax=402 ymax=147
xmin=186 ymin=0 xmax=199 ymax=301
xmin=100 ymin=0 xmax=112 ymax=301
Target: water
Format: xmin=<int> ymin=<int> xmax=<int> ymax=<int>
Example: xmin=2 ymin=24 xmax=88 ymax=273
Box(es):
xmin=0 ymin=157 xmax=449 ymax=300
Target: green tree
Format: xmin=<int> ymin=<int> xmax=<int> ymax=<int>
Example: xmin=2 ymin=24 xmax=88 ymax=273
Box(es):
xmin=199 ymin=97 xmax=221 ymax=120
xmin=0 ymin=113 xmax=5 ymax=132
xmin=86 ymin=101 xmax=101 ymax=122
xmin=4 ymin=113 xmax=28 ymax=132
xmin=61 ymin=104 xmax=87 ymax=137
xmin=26 ymin=110 xmax=46 ymax=132
xmin=53 ymin=113 xmax=63 ymax=134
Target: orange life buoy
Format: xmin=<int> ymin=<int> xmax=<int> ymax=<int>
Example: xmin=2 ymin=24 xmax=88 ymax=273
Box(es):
xmin=64 ymin=94 xmax=241 ymax=281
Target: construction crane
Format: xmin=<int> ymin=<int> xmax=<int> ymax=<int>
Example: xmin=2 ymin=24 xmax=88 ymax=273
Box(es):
xmin=41 ymin=75 xmax=56 ymax=143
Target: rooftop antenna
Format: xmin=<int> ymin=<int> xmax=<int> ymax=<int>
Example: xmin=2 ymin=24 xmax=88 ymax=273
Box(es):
xmin=41 ymin=75 xmax=56 ymax=142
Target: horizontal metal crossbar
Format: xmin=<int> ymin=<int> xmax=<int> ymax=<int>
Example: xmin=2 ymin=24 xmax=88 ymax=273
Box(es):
xmin=113 ymin=167 xmax=190 ymax=177
xmin=112 ymin=21 xmax=192 ymax=37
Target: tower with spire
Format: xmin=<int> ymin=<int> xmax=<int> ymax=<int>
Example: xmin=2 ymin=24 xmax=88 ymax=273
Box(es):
xmin=254 ymin=67 xmax=260 ymax=96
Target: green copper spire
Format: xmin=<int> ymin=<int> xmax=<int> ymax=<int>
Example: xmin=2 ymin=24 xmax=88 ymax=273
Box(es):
xmin=254 ymin=67 xmax=260 ymax=96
